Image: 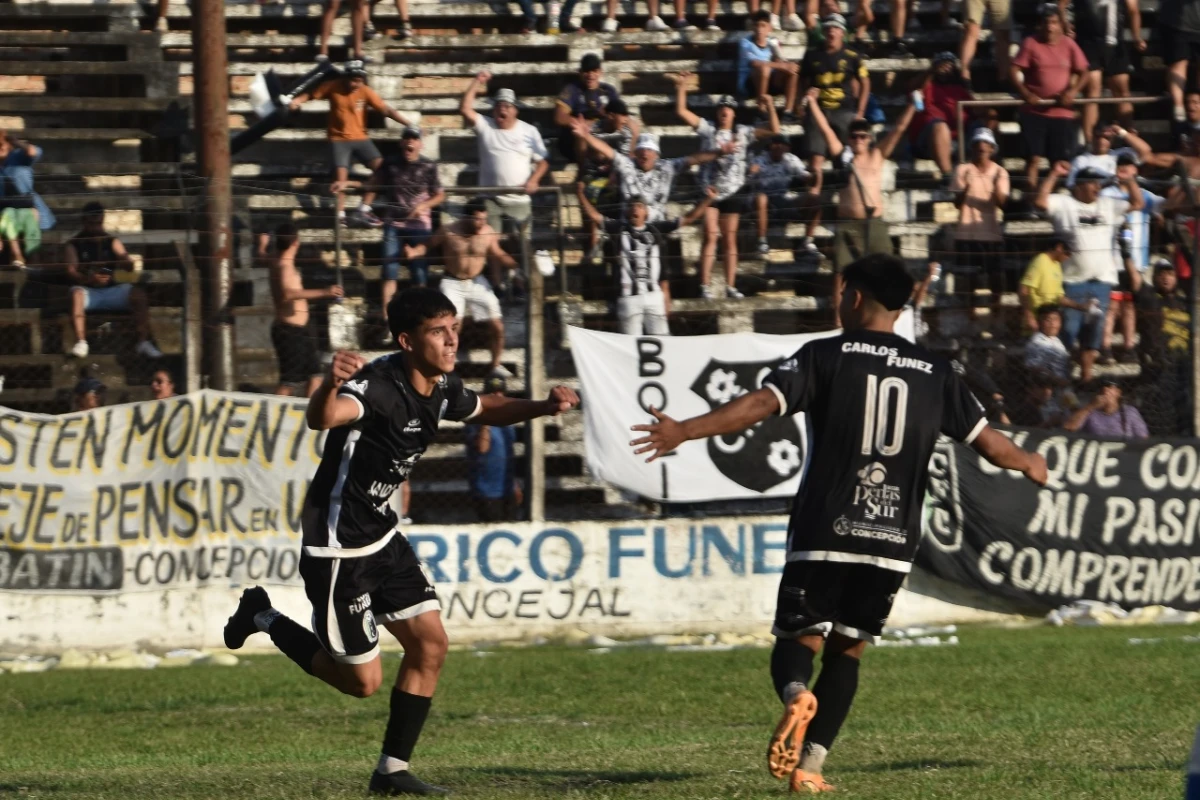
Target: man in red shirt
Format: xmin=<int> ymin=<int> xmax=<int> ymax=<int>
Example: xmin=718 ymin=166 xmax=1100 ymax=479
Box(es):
xmin=909 ymin=52 xmax=974 ymax=177
xmin=1010 ymin=4 xmax=1089 ymax=189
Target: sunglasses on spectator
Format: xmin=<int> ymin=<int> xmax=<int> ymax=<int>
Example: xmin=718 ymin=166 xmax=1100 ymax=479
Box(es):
xmin=850 ymin=133 xmax=872 ymax=140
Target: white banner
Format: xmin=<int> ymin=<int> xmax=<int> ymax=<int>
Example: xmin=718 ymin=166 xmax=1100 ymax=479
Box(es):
xmin=569 ymin=327 xmax=834 ymax=502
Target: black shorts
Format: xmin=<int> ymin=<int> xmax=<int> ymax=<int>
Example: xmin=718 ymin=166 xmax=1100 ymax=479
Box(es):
xmin=299 ymin=533 xmax=440 ymax=665
xmin=1157 ymin=26 xmax=1200 ymax=66
xmin=1019 ymin=109 xmax=1079 ymax=164
xmin=1080 ymin=38 xmax=1133 ymax=75
xmin=715 ymin=192 xmax=745 ymax=215
xmin=272 ymin=321 xmax=321 ymax=387
xmin=772 ymin=560 xmax=907 ymax=644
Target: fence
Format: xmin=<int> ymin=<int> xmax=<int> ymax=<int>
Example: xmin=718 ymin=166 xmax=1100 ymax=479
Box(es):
xmin=2 ymin=145 xmax=1198 ymax=524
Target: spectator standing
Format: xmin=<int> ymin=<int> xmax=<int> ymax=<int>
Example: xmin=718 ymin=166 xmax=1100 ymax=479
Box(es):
xmin=1010 ymin=5 xmax=1088 ymax=190
xmin=1023 ymin=304 xmax=1072 ymax=384
xmin=672 ymin=73 xmax=780 ymax=299
xmin=807 ymin=88 xmax=917 ymax=321
xmin=66 ymin=202 xmax=162 ymax=360
xmin=1060 ymin=0 xmax=1144 ymax=139
xmin=1128 ymin=256 xmax=1193 ymax=435
xmin=460 ymin=72 xmax=550 ymax=258
xmin=1063 ymin=379 xmax=1148 ymax=438
xmin=910 ymin=53 xmax=975 ymax=178
xmin=0 ymin=132 xmax=55 ymax=232
xmin=1019 ymin=238 xmax=1076 ymax=331
xmin=576 ymin=186 xmax=716 ymax=335
xmin=289 ymin=63 xmax=414 ymax=227
xmin=371 ymin=128 xmax=444 ymax=337
xmin=799 ymin=14 xmax=869 ymax=198
xmin=269 ymin=223 xmax=344 ymax=397
xmin=960 ymin=0 xmax=1013 ymax=85
xmin=150 ymin=369 xmax=177 ymax=400
xmin=748 ymin=134 xmax=819 ymax=256
xmin=72 ymin=378 xmax=105 ymax=413
xmin=465 ymin=375 xmax=522 ymax=522
xmin=950 ymin=128 xmax=1011 ymax=299
xmin=1034 ymin=161 xmax=1143 ymax=383
xmin=554 ymin=54 xmax=623 ymax=166
xmin=575 ymin=99 xmax=638 ymax=261
xmin=1157 ymin=0 xmax=1200 ymax=125
xmin=405 ymin=199 xmax=517 ymax=376
xmin=739 ymin=12 xmax=800 ymax=117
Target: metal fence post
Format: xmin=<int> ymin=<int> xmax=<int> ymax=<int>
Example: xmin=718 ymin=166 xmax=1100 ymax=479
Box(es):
xmin=525 ymin=213 xmax=547 ymax=523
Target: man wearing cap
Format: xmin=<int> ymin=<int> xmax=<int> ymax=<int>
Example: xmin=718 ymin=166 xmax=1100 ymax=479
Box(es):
xmin=950 ymin=127 xmax=1010 ymax=304
xmin=1010 ymin=6 xmax=1089 ymax=191
xmin=555 ymin=54 xmax=624 ymax=165
xmin=65 ymin=202 xmax=162 ymax=361
xmin=1034 ymin=159 xmax=1143 ymax=383
xmin=1067 ymin=122 xmax=1151 ymax=188
xmin=960 ymin=0 xmax=1012 ymax=85
xmin=72 ymin=378 xmax=106 ymax=413
xmin=465 ymin=375 xmax=523 ymax=522
xmin=911 ymin=52 xmax=977 ymax=177
xmin=461 ymin=71 xmax=549 ymax=255
xmin=749 ymin=134 xmax=819 ymax=256
xmin=571 ymin=120 xmax=731 ymax=223
xmin=290 ymin=63 xmax=415 ymax=229
xmin=799 ymin=13 xmax=869 ymax=198
xmin=366 ymin=127 xmax=444 ymax=341
xmin=1127 ymin=255 xmax=1192 ymax=434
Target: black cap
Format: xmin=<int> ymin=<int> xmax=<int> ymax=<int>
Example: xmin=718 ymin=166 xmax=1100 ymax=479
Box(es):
xmin=483 ymin=375 xmax=507 ymax=394
xmin=74 ymin=377 xmax=106 ymax=396
xmin=82 ymin=200 xmax=105 ymax=216
xmin=606 ymin=97 xmax=629 ymax=116
xmin=345 ymin=59 xmax=368 ymax=79
xmin=1073 ymin=167 xmax=1107 ymax=183
xmin=580 ymin=53 xmax=602 ymax=72
xmin=401 ymin=126 xmax=422 ymax=139
xmin=1038 ymin=2 xmax=1060 ymax=18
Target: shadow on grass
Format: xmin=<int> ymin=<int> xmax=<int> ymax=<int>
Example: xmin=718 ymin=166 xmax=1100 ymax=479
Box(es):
xmin=466 ymin=767 xmax=697 ymax=789
xmin=0 ymin=785 xmax=61 ymax=794
xmin=1103 ymin=762 xmax=1185 ymax=773
xmin=841 ymin=759 xmax=983 ymax=774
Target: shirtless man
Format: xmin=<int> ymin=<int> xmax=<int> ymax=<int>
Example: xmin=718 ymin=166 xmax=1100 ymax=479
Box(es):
xmin=807 ymin=87 xmax=917 ymax=325
xmin=405 ymin=198 xmax=517 ymax=376
xmin=270 ymin=223 xmax=344 ymax=397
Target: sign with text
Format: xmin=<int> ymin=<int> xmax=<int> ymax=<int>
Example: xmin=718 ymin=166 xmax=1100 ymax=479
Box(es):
xmin=921 ymin=429 xmax=1200 ymax=612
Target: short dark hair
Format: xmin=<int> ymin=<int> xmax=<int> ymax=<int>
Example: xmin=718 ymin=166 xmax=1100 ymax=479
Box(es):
xmin=627 ymin=194 xmax=648 ymax=207
xmin=82 ymin=201 xmax=105 ymax=217
xmin=848 ymin=119 xmax=873 ymax=137
xmin=840 ymin=254 xmax=914 ymax=311
xmin=275 ymin=222 xmax=299 ymax=251
xmin=464 ymin=197 xmax=488 ymax=217
xmin=387 ymin=287 xmax=457 ymax=339
xmin=1036 ymin=304 xmax=1062 ymax=319
xmin=1049 ymin=237 xmax=1070 ymax=252
xmin=753 ymin=9 xmax=772 ymax=23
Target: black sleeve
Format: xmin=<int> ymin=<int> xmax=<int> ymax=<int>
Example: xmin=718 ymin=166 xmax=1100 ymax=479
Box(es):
xmin=650 ymin=219 xmax=682 ymax=236
xmin=1132 ymin=284 xmax=1158 ymax=313
xmin=941 ymin=365 xmax=988 ymax=444
xmin=443 ymin=372 xmax=482 ymax=422
xmin=603 ymin=218 xmax=624 ymax=236
xmin=336 ymin=364 xmax=393 ymax=424
xmin=762 ymin=343 xmax=818 ymax=416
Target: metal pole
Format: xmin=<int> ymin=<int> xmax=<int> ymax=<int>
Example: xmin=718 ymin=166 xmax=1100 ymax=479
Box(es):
xmin=525 ymin=217 xmax=547 ymax=523
xmin=334 ymin=189 xmax=344 ymax=290
xmin=1191 ymin=195 xmax=1200 ymax=437
xmin=193 ymin=0 xmax=234 ymax=391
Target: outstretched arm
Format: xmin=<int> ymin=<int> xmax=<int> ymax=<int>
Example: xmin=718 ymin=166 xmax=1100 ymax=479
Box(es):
xmin=970 ymin=426 xmax=1048 ymax=484
xmin=471 ymin=386 xmax=580 ymax=426
xmin=570 ymin=117 xmax=616 ymax=161
xmin=877 ymin=100 xmax=917 ymax=159
xmin=805 ymin=88 xmax=845 ymax=159
xmin=630 ymin=388 xmax=780 ymax=462
xmin=671 ymin=72 xmax=703 ymax=129
xmin=576 ymin=182 xmax=606 ymax=226
xmin=461 ymin=69 xmax=490 ymax=126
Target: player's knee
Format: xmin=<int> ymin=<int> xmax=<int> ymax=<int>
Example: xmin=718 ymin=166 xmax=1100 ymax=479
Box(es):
xmin=418 ymin=630 xmax=450 ymax=672
xmin=344 ymin=670 xmax=383 ymax=698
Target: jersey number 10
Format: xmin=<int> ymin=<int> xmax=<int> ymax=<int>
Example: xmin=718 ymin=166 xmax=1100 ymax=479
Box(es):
xmin=861 ymin=375 xmax=908 ymax=457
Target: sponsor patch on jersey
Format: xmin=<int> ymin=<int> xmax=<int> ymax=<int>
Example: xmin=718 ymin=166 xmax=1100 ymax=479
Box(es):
xmin=853 ymin=461 xmax=902 ymax=521
xmin=403 ymin=418 xmax=422 ymax=433
xmin=344 ymin=379 xmax=369 ymax=396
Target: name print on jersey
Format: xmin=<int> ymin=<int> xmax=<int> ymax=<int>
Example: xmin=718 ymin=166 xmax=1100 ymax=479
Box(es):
xmin=842 ymin=341 xmax=933 ymax=374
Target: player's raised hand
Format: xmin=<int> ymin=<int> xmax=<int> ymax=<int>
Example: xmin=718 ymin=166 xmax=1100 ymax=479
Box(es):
xmin=329 ymin=350 xmax=365 ymax=387
xmin=1024 ymin=452 xmax=1049 ymax=486
xmin=630 ymin=406 xmax=685 ymax=462
xmin=545 ymin=385 xmax=580 ymax=415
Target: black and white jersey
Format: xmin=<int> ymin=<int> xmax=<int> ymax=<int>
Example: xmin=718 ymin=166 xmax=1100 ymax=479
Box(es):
xmin=603 ymin=217 xmax=680 ymax=297
xmin=762 ymin=330 xmax=986 ymax=573
xmin=301 ymin=353 xmax=481 ymax=557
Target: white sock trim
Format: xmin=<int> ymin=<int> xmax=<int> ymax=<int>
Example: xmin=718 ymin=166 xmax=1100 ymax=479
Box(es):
xmin=377 ymin=754 xmax=409 ymax=775
xmin=253 ymin=608 xmax=280 ymax=633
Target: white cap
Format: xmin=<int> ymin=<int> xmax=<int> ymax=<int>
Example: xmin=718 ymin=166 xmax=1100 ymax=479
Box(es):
xmin=634 ymin=133 xmax=660 ymax=153
xmin=971 ymin=127 xmax=997 ymax=147
xmin=493 ymin=88 xmax=517 ymax=106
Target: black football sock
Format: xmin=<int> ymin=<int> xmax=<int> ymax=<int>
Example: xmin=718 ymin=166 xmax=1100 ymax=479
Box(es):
xmin=257 ymin=609 xmax=321 ymax=676
xmin=771 ymin=637 xmax=816 ymax=703
xmin=378 ymin=688 xmax=433 ymax=774
xmin=806 ymin=653 xmax=861 ymax=752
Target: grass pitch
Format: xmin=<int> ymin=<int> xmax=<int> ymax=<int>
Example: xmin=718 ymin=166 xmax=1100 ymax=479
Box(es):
xmin=1 ymin=624 xmax=1197 ymax=799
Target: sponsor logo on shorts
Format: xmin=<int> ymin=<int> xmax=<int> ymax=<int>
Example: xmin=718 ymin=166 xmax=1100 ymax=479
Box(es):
xmin=363 ymin=610 xmax=378 ymax=644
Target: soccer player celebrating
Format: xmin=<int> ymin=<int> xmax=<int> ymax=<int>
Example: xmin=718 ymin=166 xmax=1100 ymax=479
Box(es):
xmin=629 ymin=254 xmax=1047 ymax=794
xmin=223 ymin=288 xmax=579 ymax=796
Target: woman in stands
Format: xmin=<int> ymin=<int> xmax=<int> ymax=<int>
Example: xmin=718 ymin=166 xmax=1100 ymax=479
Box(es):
xmin=671 ymin=72 xmax=779 ymax=300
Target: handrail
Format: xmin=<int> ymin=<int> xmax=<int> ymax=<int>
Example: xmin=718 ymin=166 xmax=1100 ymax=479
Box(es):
xmin=955 ymin=96 xmax=1163 ymax=163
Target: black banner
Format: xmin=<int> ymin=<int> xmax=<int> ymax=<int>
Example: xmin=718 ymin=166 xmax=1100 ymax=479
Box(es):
xmin=919 ymin=428 xmax=1200 ymax=612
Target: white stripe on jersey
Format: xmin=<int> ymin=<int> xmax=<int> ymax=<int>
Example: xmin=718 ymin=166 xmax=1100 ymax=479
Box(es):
xmin=786 ymin=549 xmax=914 ymax=573
xmin=324 ymin=428 xmax=362 ymax=551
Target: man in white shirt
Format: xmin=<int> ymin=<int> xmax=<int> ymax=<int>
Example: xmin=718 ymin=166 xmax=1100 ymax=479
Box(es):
xmin=1034 ymin=161 xmax=1143 ymax=383
xmin=1066 ymin=121 xmax=1151 ymax=187
xmin=460 ymin=71 xmax=550 ymax=246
